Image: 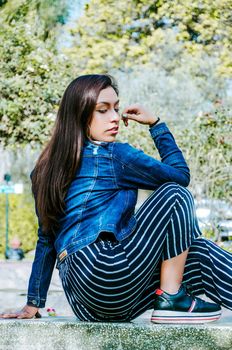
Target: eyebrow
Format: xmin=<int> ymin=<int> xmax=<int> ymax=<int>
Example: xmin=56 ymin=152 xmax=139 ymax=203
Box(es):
xmin=96 ymin=100 xmax=120 ymax=105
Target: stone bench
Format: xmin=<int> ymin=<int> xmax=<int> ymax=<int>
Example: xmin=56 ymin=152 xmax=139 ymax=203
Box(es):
xmin=1 ymin=315 xmax=232 ymax=350
xmin=1 ymin=260 xmax=232 ymax=350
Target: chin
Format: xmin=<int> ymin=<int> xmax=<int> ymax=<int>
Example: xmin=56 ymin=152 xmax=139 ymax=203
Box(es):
xmin=92 ymin=134 xmax=117 ymax=143
xmin=100 ymin=135 xmax=117 ymax=142
xmin=107 ymin=136 xmax=117 ymax=142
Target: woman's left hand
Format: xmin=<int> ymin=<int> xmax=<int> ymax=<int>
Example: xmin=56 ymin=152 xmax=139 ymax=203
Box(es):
xmin=0 ymin=305 xmax=40 ymax=319
xmin=121 ymin=103 xmax=159 ymax=127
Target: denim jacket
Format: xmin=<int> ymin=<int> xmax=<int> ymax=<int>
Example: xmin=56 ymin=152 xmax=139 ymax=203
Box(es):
xmin=27 ymin=122 xmax=190 ymax=308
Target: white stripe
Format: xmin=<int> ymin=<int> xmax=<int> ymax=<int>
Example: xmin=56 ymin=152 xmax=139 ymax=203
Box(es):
xmin=189 ymin=246 xmax=232 ymax=286
xmin=136 ymin=182 xmax=181 ymax=220
xmin=133 ymin=186 xmax=180 ymax=233
xmin=63 ymin=184 xmax=232 ymax=318
xmin=125 ymin=194 xmax=177 ymax=256
xmin=72 ymin=251 xmax=129 ymax=282
xmin=66 ymin=272 xmax=135 ymax=312
xmin=201 ymin=262 xmax=232 ymax=293
xmin=203 ymin=239 xmax=232 ymax=266
xmin=135 ymin=183 xmax=178 ymax=219
xmin=190 ymin=243 xmax=232 ymax=277
xmin=171 ymin=217 xmax=178 ymax=257
xmin=68 ymin=263 xmax=154 ymax=302
xmin=200 ymin=264 xmax=232 ymax=301
xmin=176 ymin=196 xmax=188 ymax=248
xmin=173 ymin=202 xmax=184 ymax=252
xmin=68 ymin=251 xmax=162 ymax=294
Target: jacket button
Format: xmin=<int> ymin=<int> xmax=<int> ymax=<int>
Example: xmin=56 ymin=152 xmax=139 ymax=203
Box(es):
xmin=32 ymin=300 xmax=37 ymax=305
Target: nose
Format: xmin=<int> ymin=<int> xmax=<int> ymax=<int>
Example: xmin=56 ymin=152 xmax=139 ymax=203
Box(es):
xmin=110 ymin=109 xmax=120 ymax=122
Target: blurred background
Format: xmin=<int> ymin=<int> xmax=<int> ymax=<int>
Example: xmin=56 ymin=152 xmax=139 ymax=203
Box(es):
xmin=0 ymin=0 xmax=231 ymax=315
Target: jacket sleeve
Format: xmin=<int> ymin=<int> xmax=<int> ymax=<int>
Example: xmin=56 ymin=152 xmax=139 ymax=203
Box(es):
xmin=113 ymin=122 xmax=190 ymax=190
xmin=27 ymin=174 xmax=57 ymax=308
xmin=27 ymin=225 xmax=56 ymax=308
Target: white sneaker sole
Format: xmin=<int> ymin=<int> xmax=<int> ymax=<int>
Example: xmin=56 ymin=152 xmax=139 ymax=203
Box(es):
xmin=151 ymin=310 xmax=222 ymax=324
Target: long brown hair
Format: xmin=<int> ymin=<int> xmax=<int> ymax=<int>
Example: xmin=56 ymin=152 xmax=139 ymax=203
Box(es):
xmin=31 ymin=74 xmax=119 ymax=235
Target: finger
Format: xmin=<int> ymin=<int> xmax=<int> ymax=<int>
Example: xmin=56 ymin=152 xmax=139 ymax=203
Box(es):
xmin=121 ymin=113 xmax=133 ymax=120
xmin=124 ymin=113 xmax=136 ymax=120
xmin=1 ymin=313 xmax=20 ymax=318
xmin=124 ymin=119 xmax=128 ymax=127
xmin=122 ymin=113 xmax=140 ymax=122
xmin=121 ymin=103 xmax=140 ymax=115
xmin=121 ymin=113 xmax=128 ymax=118
xmin=17 ymin=311 xmax=40 ymax=319
xmin=121 ymin=115 xmax=128 ymax=127
xmin=17 ymin=313 xmax=30 ymax=319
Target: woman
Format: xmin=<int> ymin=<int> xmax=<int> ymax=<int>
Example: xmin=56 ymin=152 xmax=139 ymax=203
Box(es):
xmin=1 ymin=74 xmax=232 ymax=323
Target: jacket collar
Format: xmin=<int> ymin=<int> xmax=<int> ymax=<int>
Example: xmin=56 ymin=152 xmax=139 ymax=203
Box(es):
xmin=84 ymin=138 xmax=111 ymax=146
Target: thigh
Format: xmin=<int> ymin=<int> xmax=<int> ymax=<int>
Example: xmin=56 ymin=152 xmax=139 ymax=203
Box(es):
xmin=122 ymin=182 xmax=201 ymax=269
xmin=61 ymin=240 xmax=151 ymax=321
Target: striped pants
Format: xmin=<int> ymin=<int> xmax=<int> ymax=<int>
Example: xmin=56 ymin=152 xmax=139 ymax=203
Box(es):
xmin=59 ymin=182 xmax=232 ymax=321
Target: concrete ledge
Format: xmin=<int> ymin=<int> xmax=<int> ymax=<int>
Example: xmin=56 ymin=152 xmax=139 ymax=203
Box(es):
xmin=1 ymin=316 xmax=232 ymax=350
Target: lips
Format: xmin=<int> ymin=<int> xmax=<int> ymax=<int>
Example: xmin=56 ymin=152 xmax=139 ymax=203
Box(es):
xmin=107 ymin=126 xmax=119 ymax=132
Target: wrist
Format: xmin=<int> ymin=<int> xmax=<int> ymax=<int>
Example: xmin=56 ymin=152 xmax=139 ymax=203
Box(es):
xmin=149 ymin=117 xmax=160 ymax=127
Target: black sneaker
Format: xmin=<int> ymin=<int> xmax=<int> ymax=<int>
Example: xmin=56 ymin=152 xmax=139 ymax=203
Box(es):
xmin=151 ymin=284 xmax=221 ymax=324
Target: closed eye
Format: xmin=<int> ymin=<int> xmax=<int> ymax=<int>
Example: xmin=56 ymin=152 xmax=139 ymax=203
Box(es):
xmin=97 ymin=108 xmax=120 ymax=113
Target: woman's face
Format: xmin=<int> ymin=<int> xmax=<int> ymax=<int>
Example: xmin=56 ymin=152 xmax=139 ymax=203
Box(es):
xmin=89 ymin=86 xmax=120 ymax=142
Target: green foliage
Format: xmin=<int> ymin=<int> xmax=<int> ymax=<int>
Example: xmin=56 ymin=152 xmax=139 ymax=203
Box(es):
xmin=117 ymin=103 xmax=232 ymax=204
xmin=66 ymin=0 xmax=232 ymax=76
xmin=0 ymin=0 xmax=231 ymax=248
xmin=0 ymin=0 xmax=72 ymax=147
xmin=115 ymin=68 xmax=232 ymax=203
xmin=0 ymin=192 xmax=38 ymax=255
xmin=0 ymin=144 xmax=40 ymax=185
xmin=35 ymin=0 xmax=69 ymax=38
xmin=156 ymin=0 xmax=232 ymax=76
xmin=176 ymin=105 xmax=232 ymax=202
xmin=0 ymin=0 xmax=7 ymax=7
xmin=1 ymin=0 xmax=69 ymax=38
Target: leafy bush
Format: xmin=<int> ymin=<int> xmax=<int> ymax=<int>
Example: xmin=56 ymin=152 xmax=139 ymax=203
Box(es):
xmin=176 ymin=105 xmax=232 ymax=202
xmin=67 ymin=0 xmax=232 ymax=76
xmin=0 ymin=0 xmax=72 ymax=147
xmin=0 ymin=192 xmax=38 ymax=255
xmin=1 ymin=0 xmax=231 ymax=250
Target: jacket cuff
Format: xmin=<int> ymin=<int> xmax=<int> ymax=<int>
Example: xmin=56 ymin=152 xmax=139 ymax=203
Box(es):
xmin=27 ymin=295 xmax=46 ymax=308
xmin=149 ymin=122 xmax=169 ymax=137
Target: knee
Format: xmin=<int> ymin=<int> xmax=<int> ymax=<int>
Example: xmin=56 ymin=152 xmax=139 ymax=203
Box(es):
xmin=155 ymin=182 xmax=191 ymax=198
xmin=160 ymin=182 xmax=190 ymax=192
xmin=156 ymin=182 xmax=194 ymax=207
xmin=144 ymin=182 xmax=194 ymax=213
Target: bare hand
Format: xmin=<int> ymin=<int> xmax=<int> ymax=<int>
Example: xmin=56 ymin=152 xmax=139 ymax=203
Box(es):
xmin=0 ymin=305 xmax=40 ymax=319
xmin=121 ymin=103 xmax=159 ymax=127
